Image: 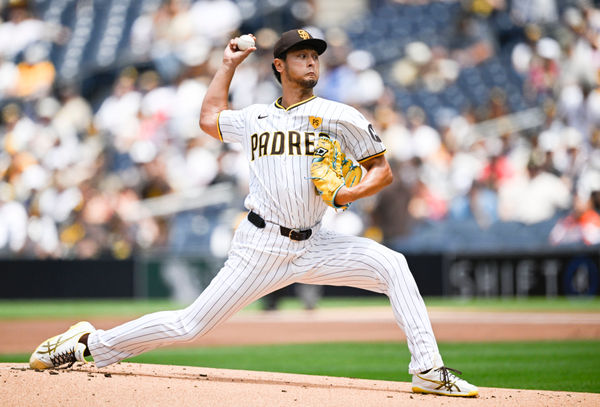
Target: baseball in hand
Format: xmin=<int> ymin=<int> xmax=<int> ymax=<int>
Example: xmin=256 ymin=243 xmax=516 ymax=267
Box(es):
xmin=236 ymin=34 xmax=255 ymax=51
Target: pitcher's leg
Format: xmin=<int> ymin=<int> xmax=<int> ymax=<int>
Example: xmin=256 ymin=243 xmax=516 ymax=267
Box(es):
xmin=88 ymin=266 xmax=253 ymax=366
xmin=89 ymin=220 xmax=295 ymax=367
xmin=383 ymin=252 xmax=442 ymax=373
xmin=297 ymin=230 xmax=441 ymax=374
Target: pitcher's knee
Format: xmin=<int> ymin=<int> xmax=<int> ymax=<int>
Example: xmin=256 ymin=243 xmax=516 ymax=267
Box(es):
xmin=377 ymin=250 xmax=413 ymax=284
xmin=379 ymin=247 xmax=409 ymax=268
xmin=170 ymin=309 xmax=208 ymax=342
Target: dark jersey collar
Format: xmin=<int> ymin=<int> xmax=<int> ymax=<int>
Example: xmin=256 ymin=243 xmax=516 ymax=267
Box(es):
xmin=274 ymin=95 xmax=317 ymax=111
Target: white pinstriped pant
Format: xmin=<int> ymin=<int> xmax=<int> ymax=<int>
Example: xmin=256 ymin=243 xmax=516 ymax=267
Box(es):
xmin=88 ymin=217 xmax=442 ymax=374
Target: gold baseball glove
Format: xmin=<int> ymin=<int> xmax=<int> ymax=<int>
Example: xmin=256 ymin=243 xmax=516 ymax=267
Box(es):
xmin=310 ymin=135 xmax=362 ymax=210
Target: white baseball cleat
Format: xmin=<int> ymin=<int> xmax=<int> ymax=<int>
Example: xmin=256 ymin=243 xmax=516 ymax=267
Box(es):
xmin=412 ymin=366 xmax=479 ymax=397
xmin=29 ymin=321 xmax=95 ymax=370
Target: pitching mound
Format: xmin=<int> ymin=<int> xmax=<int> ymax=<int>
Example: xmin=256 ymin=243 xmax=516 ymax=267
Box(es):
xmin=2 ymin=362 xmax=598 ymax=406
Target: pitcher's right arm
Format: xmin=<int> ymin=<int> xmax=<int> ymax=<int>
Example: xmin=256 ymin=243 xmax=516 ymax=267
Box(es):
xmin=199 ymin=35 xmax=256 ymax=140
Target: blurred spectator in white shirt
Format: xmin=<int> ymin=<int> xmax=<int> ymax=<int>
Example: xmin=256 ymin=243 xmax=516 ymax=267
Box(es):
xmin=0 ymin=5 xmax=45 ymax=60
xmin=139 ymin=70 xmax=176 ymax=119
xmin=345 ymin=50 xmax=384 ymax=105
xmin=407 ymin=106 xmax=442 ymax=161
xmin=0 ymin=55 xmax=18 ymax=97
xmin=131 ymin=0 xmax=194 ymax=81
xmin=0 ymin=199 xmax=28 ymax=253
xmin=28 ymin=214 xmax=59 ymax=257
xmin=2 ymin=103 xmax=36 ymax=155
xmin=53 ymin=83 xmax=93 ymax=136
xmin=171 ymin=75 xmax=207 ymax=139
xmin=94 ymin=68 xmax=142 ymax=142
xmin=499 ymin=157 xmax=571 ymax=224
xmin=165 ymin=138 xmax=218 ymax=191
xmin=189 ymin=0 xmax=241 ymax=45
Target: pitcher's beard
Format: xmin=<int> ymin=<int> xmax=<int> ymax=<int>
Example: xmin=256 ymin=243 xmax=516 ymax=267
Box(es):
xmin=289 ymin=72 xmax=318 ymax=89
xmin=301 ymin=78 xmax=318 ymax=88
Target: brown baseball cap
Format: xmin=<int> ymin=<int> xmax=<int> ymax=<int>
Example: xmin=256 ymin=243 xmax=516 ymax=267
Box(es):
xmin=273 ymin=29 xmax=327 ymax=58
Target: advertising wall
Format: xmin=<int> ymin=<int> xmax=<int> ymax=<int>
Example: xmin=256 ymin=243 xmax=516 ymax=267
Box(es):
xmin=1 ymin=249 xmax=598 ymax=298
xmin=445 ymin=249 xmax=600 ymax=297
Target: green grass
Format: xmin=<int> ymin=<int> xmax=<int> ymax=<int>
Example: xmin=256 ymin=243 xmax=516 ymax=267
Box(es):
xmin=1 ymin=296 xmax=599 ymax=319
xmin=0 ymin=299 xmax=186 ymax=320
xmin=3 ymin=341 xmax=599 ymax=393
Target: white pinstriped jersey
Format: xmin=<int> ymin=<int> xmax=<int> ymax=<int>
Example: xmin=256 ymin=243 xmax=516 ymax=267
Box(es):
xmin=217 ymin=95 xmax=386 ymax=229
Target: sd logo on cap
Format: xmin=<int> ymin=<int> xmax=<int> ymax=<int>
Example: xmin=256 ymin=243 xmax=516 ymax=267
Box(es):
xmin=272 ymin=29 xmax=327 ymax=58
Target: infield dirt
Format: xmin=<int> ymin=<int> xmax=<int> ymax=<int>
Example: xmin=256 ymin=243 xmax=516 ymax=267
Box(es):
xmin=2 ymin=362 xmax=599 ymax=407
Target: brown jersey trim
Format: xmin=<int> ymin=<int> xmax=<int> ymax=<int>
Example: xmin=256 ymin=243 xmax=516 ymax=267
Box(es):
xmin=274 ymin=95 xmax=317 ymax=111
xmin=216 ymin=112 xmax=224 ymax=142
xmin=358 ymin=150 xmax=386 ymax=164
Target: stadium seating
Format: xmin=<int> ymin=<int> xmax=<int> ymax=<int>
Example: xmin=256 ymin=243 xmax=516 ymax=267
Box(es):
xmin=3 ymin=0 xmax=593 ymax=256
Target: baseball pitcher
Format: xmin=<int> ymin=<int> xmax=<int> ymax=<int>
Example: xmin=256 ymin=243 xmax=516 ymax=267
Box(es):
xmin=30 ymin=29 xmax=478 ymax=397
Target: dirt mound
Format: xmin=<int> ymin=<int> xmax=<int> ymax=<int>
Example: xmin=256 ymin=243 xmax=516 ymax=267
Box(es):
xmin=1 ymin=362 xmax=598 ymax=407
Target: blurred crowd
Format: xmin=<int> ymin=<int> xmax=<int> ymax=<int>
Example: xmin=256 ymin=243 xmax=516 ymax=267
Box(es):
xmin=372 ymin=0 xmax=600 ymax=248
xmin=0 ymin=0 xmax=599 ymax=259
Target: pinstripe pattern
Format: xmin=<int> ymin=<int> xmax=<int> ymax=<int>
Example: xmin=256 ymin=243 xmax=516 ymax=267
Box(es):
xmin=89 ymin=221 xmax=441 ymax=374
xmin=296 ymin=230 xmax=440 ymax=373
xmin=87 ymin=95 xmax=443 ymax=375
xmin=89 ymin=219 xmax=302 ymax=366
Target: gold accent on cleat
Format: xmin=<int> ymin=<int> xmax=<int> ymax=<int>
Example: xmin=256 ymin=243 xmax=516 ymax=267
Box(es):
xmin=29 ymin=359 xmax=48 ymax=370
xmin=412 ymin=386 xmax=479 ymax=397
